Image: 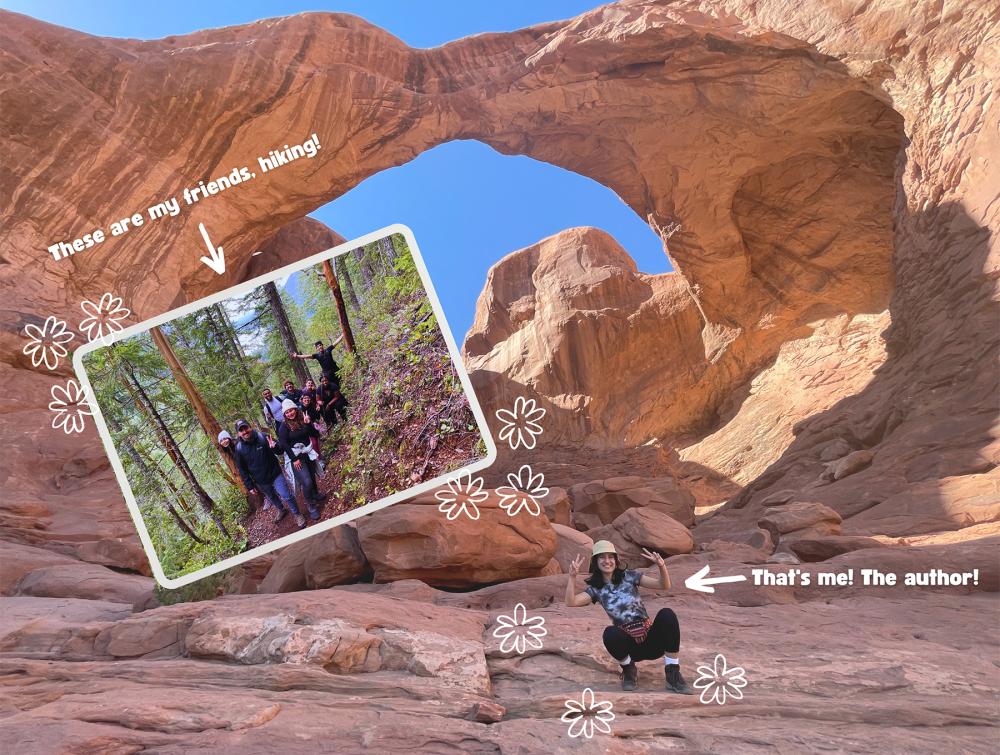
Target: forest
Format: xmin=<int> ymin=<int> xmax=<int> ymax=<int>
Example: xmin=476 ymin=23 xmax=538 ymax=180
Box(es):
xmin=84 ymin=234 xmax=487 ymax=580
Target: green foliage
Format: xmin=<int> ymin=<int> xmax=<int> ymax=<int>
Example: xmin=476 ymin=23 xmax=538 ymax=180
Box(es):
xmin=153 ymin=568 xmax=243 ymax=606
xmin=83 ymin=232 xmax=484 ymax=589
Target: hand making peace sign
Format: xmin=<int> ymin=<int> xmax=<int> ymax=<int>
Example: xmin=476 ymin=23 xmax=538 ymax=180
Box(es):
xmin=641 ymin=547 xmax=666 ymax=568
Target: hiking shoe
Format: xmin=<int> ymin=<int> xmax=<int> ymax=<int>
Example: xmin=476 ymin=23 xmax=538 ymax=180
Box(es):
xmin=665 ymin=665 xmax=694 ymax=695
xmin=272 ymin=508 xmax=286 ymax=523
xmin=294 ymin=514 xmax=307 ymax=528
xmin=262 ymin=499 xmax=274 ymax=512
xmin=621 ymin=662 xmax=638 ymax=691
xmin=307 ymin=506 xmax=321 ymax=521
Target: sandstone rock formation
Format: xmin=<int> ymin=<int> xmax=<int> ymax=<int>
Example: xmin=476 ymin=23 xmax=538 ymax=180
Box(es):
xmin=551 ymin=523 xmax=593 ymax=573
xmin=258 ymin=523 xmax=369 ymax=593
xmin=1 ymin=0 xmax=998 ymax=750
xmin=588 ymin=507 xmax=695 ymax=565
xmin=356 ymin=492 xmax=558 ymax=587
xmin=567 ymin=474 xmax=695 ymax=531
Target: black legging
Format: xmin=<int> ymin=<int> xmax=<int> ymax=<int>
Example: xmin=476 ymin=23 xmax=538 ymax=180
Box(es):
xmin=603 ymin=608 xmax=680 ymax=662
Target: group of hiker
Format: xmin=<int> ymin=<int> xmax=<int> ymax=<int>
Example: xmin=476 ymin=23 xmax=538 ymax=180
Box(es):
xmin=216 ymin=339 xmax=350 ymax=529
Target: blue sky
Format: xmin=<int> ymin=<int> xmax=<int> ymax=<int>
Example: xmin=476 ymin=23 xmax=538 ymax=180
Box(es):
xmin=8 ymin=2 xmax=669 ymax=337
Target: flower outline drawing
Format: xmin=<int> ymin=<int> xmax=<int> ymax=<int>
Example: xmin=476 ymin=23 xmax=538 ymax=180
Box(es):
xmin=492 ymin=602 xmax=547 ymax=654
xmin=692 ymin=653 xmax=747 ymax=705
xmin=496 ymin=464 xmax=548 ymax=517
xmin=49 ymin=379 xmax=94 ymax=435
xmin=22 ymin=316 xmax=75 ymax=370
xmin=79 ymin=293 xmax=131 ymax=344
xmin=561 ymin=687 xmax=614 ymax=739
xmin=495 ymin=396 xmax=545 ymax=450
xmin=435 ymin=470 xmax=488 ymax=521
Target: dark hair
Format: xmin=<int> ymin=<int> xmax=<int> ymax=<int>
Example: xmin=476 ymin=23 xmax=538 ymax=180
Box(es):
xmin=314 ymin=340 xmax=323 ymax=347
xmin=284 ymin=410 xmax=303 ymax=432
xmin=584 ymin=553 xmax=626 ymax=589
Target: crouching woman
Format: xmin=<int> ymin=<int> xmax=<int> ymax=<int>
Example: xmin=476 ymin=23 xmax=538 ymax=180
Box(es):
xmin=565 ymin=540 xmax=693 ymax=694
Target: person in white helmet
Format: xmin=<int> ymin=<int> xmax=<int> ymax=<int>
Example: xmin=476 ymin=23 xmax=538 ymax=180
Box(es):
xmin=566 ymin=540 xmax=693 ymax=694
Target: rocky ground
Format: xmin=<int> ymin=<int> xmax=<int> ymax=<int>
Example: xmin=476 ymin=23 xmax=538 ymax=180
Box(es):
xmin=2 ymin=0 xmax=998 ymax=751
xmin=3 ymin=557 xmax=997 ymax=753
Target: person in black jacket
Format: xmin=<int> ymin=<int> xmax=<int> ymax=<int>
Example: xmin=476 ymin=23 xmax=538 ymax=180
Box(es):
xmin=299 ymin=392 xmax=323 ymax=426
xmin=293 ymin=336 xmax=343 ymax=384
xmin=277 ymin=379 xmax=302 ymax=405
xmin=277 ymin=400 xmax=324 ymax=521
xmin=318 ymin=373 xmax=349 ymax=426
xmin=233 ymin=420 xmax=305 ymax=528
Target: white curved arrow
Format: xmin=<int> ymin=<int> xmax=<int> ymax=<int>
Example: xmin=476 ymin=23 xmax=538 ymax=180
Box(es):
xmin=198 ymin=222 xmax=226 ymax=274
xmin=685 ymin=565 xmax=747 ymax=594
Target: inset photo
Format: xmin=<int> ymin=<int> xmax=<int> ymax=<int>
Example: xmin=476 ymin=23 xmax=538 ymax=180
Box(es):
xmin=75 ymin=226 xmax=494 ymax=587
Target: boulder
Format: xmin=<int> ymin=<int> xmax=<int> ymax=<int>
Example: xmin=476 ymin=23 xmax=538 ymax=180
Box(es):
xmin=818 ymin=438 xmax=855 ymax=462
xmin=0 ymin=541 xmax=83 ymax=595
xmin=700 ymin=539 xmax=771 ymax=564
xmin=13 ymin=563 xmax=155 ymax=606
xmin=539 ymin=486 xmax=571 ymax=526
xmin=552 ymin=524 xmax=594 ymax=573
xmin=822 ymin=449 xmax=875 ymax=481
xmin=789 ymin=535 xmax=890 ymax=562
xmin=588 ymin=507 xmax=694 ymax=566
xmin=708 ymin=527 xmax=775 ymax=553
xmin=758 ymin=502 xmax=843 ymax=542
xmin=356 ymin=491 xmax=557 ymax=587
xmin=258 ymin=524 xmax=369 ymax=593
xmin=568 ymin=475 xmax=695 ymax=531
xmin=74 ymin=539 xmax=152 ymax=576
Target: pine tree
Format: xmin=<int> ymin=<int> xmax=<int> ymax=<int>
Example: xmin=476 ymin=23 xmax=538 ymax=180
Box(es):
xmin=150 ymin=325 xmax=247 ymax=495
xmin=263 ymin=281 xmax=312 ymax=385
xmin=322 ymin=260 xmax=356 ymax=353
xmin=116 ymin=352 xmax=231 ymax=538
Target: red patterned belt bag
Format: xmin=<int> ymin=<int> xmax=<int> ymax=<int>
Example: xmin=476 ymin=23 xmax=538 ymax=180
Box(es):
xmin=619 ymin=618 xmax=653 ymax=644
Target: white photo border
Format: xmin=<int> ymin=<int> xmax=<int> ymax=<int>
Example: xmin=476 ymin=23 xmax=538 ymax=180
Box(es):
xmin=73 ymin=224 xmax=497 ymax=589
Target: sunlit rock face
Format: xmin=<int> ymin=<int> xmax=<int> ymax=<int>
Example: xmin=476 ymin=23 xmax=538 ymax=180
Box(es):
xmin=0 ymin=2 xmax=997 ymax=748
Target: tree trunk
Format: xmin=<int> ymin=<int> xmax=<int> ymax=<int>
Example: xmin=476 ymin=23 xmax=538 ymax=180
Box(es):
xmin=263 ymin=281 xmax=312 ymax=385
xmin=118 ymin=356 xmax=231 ymax=538
xmin=208 ymin=305 xmax=262 ymax=425
xmin=150 ymin=326 xmax=247 ymax=495
xmin=322 ymin=260 xmax=357 ymax=353
xmin=165 ymin=502 xmax=207 ymax=543
xmin=380 ymin=235 xmax=397 ymax=272
xmin=352 ymin=247 xmax=373 ymax=291
xmin=123 ymin=439 xmax=206 ymax=544
xmin=151 ymin=458 xmax=194 ymax=516
xmin=336 ymin=255 xmax=360 ymax=313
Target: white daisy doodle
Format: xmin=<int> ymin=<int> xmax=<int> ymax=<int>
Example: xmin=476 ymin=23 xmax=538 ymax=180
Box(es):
xmin=435 ymin=470 xmax=488 ymax=521
xmin=494 ymin=396 xmax=546 ymax=450
xmin=22 ymin=316 xmax=75 ymax=370
xmin=492 ymin=603 xmax=547 ymax=654
xmin=496 ymin=464 xmax=548 ymax=517
xmin=49 ymin=379 xmax=95 ymax=435
xmin=79 ymin=293 xmax=131 ymax=343
xmin=561 ymin=687 xmax=614 ymax=739
xmin=692 ymin=653 xmax=748 ymax=705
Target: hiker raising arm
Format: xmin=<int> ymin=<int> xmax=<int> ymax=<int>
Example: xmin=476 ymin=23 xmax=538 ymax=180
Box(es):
xmin=564 ymin=541 xmax=694 ymax=695
xmin=566 ymin=553 xmax=593 ymax=607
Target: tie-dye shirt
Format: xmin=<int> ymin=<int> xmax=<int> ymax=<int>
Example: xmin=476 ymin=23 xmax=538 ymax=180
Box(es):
xmin=585 ymin=570 xmax=648 ymax=625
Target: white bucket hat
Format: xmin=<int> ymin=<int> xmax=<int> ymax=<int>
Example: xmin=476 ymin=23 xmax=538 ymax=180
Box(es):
xmin=592 ymin=540 xmax=617 ymax=557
